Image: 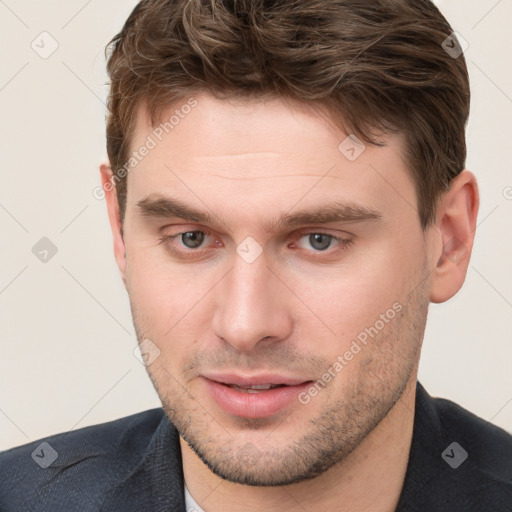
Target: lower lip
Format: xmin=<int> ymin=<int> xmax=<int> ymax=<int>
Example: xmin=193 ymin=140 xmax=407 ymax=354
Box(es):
xmin=203 ymin=378 xmax=311 ymax=419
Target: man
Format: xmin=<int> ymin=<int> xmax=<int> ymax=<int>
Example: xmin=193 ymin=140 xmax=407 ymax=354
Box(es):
xmin=1 ymin=0 xmax=511 ymax=510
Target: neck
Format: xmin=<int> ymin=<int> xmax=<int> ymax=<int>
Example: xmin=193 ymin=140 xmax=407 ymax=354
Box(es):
xmin=181 ymin=376 xmax=417 ymax=512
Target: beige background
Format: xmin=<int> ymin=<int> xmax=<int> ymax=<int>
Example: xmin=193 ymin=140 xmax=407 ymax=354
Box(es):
xmin=1 ymin=0 xmax=511 ymax=450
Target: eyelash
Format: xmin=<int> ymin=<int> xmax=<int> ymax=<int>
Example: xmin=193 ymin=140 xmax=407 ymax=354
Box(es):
xmin=158 ymin=229 xmax=354 ymax=259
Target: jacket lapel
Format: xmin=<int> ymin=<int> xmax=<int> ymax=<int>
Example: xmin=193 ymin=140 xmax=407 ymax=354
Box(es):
xmin=99 ymin=412 xmax=186 ymax=512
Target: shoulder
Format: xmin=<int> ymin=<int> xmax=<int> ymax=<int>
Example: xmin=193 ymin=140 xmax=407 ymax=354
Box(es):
xmin=0 ymin=408 xmax=168 ymax=510
xmin=404 ymin=383 xmax=512 ymax=511
xmin=431 ymin=391 xmax=512 ymax=482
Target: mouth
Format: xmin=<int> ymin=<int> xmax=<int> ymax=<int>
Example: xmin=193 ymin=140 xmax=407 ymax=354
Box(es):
xmin=201 ymin=373 xmax=313 ymax=418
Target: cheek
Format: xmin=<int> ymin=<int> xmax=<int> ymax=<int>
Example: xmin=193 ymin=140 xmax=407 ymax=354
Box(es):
xmin=124 ymin=241 xmax=209 ymax=338
xmin=287 ymin=238 xmax=421 ymax=351
xmin=126 ymin=259 xmax=210 ymax=375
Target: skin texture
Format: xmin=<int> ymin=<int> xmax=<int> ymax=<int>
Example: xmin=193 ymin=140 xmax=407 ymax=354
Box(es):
xmin=101 ymin=92 xmax=479 ymax=511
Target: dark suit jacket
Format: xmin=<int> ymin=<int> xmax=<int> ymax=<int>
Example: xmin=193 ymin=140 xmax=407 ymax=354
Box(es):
xmin=1 ymin=381 xmax=511 ymax=511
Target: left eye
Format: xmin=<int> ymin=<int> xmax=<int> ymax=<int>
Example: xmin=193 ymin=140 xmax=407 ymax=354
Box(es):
xmin=296 ymin=233 xmax=339 ymax=252
xmin=179 ymin=231 xmax=206 ymax=249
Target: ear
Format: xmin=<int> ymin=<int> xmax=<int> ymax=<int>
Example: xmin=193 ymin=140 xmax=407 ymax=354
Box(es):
xmin=429 ymin=170 xmax=479 ymax=303
xmin=99 ymin=162 xmax=127 ymax=286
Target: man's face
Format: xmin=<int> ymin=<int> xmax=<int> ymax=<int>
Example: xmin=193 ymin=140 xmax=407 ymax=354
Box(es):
xmin=120 ymin=92 xmax=435 ymax=485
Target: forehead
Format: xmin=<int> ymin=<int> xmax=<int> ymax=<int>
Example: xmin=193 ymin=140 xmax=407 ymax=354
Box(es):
xmin=126 ymin=92 xmax=415 ymax=228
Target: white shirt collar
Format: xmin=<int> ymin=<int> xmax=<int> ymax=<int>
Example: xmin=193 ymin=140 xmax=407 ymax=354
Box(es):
xmin=184 ymin=483 xmax=207 ymax=512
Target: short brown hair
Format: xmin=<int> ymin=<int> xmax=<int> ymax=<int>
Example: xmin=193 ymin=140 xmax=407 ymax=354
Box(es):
xmin=105 ymin=0 xmax=470 ymax=228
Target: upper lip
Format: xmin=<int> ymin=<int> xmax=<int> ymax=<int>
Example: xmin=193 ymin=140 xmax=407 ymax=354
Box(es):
xmin=202 ymin=373 xmax=311 ymax=387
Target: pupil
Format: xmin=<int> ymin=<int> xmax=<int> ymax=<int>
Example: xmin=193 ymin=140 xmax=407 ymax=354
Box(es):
xmin=182 ymin=231 xmax=204 ymax=248
xmin=310 ymin=234 xmax=331 ymax=251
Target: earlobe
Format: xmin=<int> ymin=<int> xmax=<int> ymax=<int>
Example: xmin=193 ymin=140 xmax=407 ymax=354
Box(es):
xmin=99 ymin=162 xmax=127 ymax=285
xmin=429 ymin=170 xmax=479 ymax=304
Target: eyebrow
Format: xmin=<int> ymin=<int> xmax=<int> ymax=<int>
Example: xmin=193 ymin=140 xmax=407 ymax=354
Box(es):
xmin=136 ymin=194 xmax=382 ymax=231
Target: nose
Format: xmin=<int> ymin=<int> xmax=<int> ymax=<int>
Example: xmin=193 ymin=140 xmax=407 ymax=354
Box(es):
xmin=211 ymin=248 xmax=294 ymax=352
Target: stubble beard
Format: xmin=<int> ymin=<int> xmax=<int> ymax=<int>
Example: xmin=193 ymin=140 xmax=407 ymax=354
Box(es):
xmin=133 ymin=273 xmax=430 ymax=486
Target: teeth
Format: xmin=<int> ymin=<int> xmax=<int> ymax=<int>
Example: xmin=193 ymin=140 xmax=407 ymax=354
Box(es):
xmin=228 ymin=384 xmax=281 ymax=393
